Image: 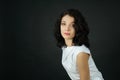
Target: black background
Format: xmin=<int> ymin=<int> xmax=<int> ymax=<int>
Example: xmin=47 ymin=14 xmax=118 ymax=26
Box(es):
xmin=0 ymin=0 xmax=120 ymax=80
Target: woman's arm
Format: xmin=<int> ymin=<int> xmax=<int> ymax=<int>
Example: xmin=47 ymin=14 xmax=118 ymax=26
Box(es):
xmin=76 ymin=52 xmax=90 ymax=80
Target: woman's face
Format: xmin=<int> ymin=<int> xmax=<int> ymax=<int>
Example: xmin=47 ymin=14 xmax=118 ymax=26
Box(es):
xmin=60 ymin=15 xmax=75 ymax=40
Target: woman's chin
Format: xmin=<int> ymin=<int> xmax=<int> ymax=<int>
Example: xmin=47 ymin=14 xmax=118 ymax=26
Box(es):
xmin=64 ymin=37 xmax=73 ymax=40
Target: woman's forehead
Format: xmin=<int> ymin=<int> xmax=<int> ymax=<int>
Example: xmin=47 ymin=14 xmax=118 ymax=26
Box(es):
xmin=61 ymin=15 xmax=74 ymax=22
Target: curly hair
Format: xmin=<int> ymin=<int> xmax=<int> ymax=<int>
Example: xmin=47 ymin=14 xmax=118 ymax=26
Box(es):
xmin=54 ymin=9 xmax=90 ymax=48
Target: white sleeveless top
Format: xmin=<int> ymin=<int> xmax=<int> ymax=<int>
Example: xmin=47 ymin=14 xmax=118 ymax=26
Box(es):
xmin=62 ymin=44 xmax=104 ymax=80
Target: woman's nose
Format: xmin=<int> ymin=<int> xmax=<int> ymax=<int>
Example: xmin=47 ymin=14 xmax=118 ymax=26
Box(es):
xmin=65 ymin=25 xmax=70 ymax=31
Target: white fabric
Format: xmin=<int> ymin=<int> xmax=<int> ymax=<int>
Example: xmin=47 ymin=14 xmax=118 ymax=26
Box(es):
xmin=62 ymin=44 xmax=104 ymax=80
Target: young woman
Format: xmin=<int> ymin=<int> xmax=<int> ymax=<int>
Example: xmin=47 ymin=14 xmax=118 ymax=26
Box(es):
xmin=54 ymin=9 xmax=104 ymax=80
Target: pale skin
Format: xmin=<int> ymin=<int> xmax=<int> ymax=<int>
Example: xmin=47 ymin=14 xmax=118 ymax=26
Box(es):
xmin=60 ymin=15 xmax=90 ymax=80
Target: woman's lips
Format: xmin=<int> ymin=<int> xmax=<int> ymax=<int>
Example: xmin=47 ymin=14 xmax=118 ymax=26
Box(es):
xmin=64 ymin=33 xmax=70 ymax=35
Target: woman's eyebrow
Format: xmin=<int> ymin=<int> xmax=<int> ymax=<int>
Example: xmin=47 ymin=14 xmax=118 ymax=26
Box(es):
xmin=61 ymin=21 xmax=66 ymax=22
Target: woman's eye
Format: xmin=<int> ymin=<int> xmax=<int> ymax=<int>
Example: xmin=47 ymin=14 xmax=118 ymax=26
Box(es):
xmin=61 ymin=23 xmax=65 ymax=26
xmin=70 ymin=23 xmax=74 ymax=27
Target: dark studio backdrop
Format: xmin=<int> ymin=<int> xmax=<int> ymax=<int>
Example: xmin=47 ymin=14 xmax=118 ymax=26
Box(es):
xmin=0 ymin=0 xmax=120 ymax=80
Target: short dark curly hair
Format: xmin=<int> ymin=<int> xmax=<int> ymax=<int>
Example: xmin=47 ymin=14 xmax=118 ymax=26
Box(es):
xmin=54 ymin=9 xmax=90 ymax=48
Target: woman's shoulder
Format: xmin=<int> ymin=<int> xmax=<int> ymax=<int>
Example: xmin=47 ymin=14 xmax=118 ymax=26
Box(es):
xmin=74 ymin=44 xmax=91 ymax=54
xmin=74 ymin=44 xmax=89 ymax=49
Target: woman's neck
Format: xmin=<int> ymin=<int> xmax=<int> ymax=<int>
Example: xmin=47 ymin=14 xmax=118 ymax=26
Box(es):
xmin=65 ymin=39 xmax=74 ymax=47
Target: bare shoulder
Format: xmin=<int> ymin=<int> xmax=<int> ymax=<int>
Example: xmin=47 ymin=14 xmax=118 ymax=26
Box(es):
xmin=76 ymin=52 xmax=90 ymax=65
xmin=77 ymin=52 xmax=90 ymax=59
xmin=76 ymin=52 xmax=90 ymax=70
